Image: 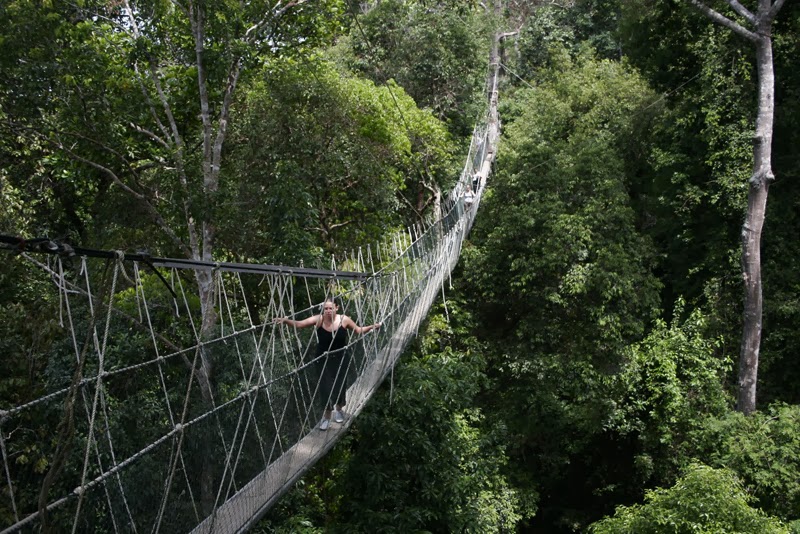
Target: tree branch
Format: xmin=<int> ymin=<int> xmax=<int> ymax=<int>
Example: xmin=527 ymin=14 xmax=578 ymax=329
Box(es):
xmin=59 ymin=129 xmax=147 ymax=183
xmin=133 ymin=64 xmax=173 ymax=148
xmin=767 ymin=0 xmax=787 ymax=21
xmin=210 ymin=58 xmax=243 ymax=191
xmin=244 ymin=0 xmax=311 ymax=42
xmin=56 ymin=141 xmax=139 ymax=198
xmin=396 ymin=191 xmax=423 ymax=220
xmin=418 ymin=179 xmax=439 ymax=213
xmin=187 ymin=0 xmax=213 ymax=195
xmin=123 ymin=0 xmax=198 ymax=260
xmin=273 ymin=0 xmax=311 ymax=21
xmin=54 ymin=141 xmax=191 ymax=256
xmin=687 ymin=0 xmax=759 ymax=42
xmin=724 ymin=0 xmax=757 ymax=26
xmin=129 ymin=122 xmax=171 ymax=150
xmin=315 ymin=220 xmax=352 ymax=233
xmin=169 ymin=0 xmax=189 ymax=18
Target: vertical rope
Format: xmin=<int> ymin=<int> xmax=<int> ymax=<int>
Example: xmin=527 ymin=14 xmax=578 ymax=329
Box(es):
xmin=71 ymin=254 xmax=122 ymax=533
xmin=0 ymin=425 xmax=19 ymax=523
xmin=137 ymin=263 xmax=201 ymax=525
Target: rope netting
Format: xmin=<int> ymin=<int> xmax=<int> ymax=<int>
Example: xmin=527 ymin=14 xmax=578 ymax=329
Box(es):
xmin=0 ymin=47 xmax=500 ymax=532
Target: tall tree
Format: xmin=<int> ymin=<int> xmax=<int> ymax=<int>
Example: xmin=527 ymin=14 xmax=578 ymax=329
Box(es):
xmin=464 ymin=49 xmax=663 ymax=529
xmin=226 ymin=58 xmax=456 ymax=262
xmin=686 ymin=0 xmax=787 ymax=414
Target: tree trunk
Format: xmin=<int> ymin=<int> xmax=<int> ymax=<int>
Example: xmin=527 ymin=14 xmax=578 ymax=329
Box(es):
xmin=688 ymin=0 xmax=784 ymax=414
xmin=738 ymin=33 xmax=775 ymax=414
xmin=195 ymin=268 xmax=218 ymax=513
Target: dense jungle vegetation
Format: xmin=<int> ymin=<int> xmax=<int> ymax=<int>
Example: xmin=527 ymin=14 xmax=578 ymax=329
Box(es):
xmin=2 ymin=0 xmax=800 ymax=531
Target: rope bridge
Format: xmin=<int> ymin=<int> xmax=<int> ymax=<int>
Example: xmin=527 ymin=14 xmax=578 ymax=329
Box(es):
xmin=0 ymin=57 xmax=500 ymax=534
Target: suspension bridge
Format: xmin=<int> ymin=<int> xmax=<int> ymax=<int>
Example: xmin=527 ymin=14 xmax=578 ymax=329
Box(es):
xmin=0 ymin=41 xmax=501 ymax=534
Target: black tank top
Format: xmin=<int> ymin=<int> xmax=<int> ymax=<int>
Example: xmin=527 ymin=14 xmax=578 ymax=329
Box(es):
xmin=316 ymin=323 xmax=348 ymax=357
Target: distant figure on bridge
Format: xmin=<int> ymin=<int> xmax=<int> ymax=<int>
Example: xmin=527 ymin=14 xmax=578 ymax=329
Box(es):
xmin=464 ymin=184 xmax=475 ymax=208
xmin=276 ymin=298 xmax=381 ymax=430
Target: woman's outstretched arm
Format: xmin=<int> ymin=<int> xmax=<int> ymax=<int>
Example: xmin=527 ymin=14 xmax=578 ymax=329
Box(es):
xmin=275 ymin=315 xmax=320 ymax=328
xmin=342 ymin=316 xmax=381 ymax=334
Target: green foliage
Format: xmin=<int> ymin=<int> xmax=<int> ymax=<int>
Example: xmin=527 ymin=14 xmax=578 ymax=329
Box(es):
xmin=0 ymin=258 xmax=60 ymax=527
xmin=343 ymin=0 xmax=488 ymax=136
xmin=225 ymin=57 xmax=456 ymax=263
xmin=469 ymin=49 xmax=661 ymax=363
xmin=3 ymin=0 xmax=800 ymax=532
xmin=332 ymin=343 xmax=526 ymax=533
xmin=611 ymin=0 xmax=800 ymax=430
xmin=607 ymin=303 xmax=732 ymax=484
xmin=622 ymin=0 xmax=754 ymax=209
xmin=253 ymin=476 xmax=327 ymax=533
xmin=515 ymin=0 xmax=622 ymax=79
xmin=689 ymin=404 xmax=800 ymax=522
xmin=517 ymin=7 xmax=577 ymax=76
xmin=618 ymin=0 xmax=754 ymax=343
xmin=461 ymin=47 xmax=665 ymax=530
xmin=0 ymin=0 xmax=345 ymax=253
xmin=757 ymin=5 xmax=800 ymax=404
xmin=569 ymin=0 xmax=624 ymax=59
xmin=616 ymin=0 xmax=800 ymax=414
xmin=590 ymin=463 xmax=788 ymax=534
xmin=0 ymin=0 xmax=114 ymax=240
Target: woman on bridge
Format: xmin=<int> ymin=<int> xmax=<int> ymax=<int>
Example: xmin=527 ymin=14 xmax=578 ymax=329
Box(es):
xmin=276 ymin=298 xmax=381 ymax=430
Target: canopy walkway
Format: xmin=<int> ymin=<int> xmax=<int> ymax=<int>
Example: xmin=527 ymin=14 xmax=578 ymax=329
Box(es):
xmin=0 ymin=43 xmax=501 ymax=534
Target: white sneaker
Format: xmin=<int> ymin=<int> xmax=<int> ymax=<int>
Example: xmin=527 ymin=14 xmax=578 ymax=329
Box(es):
xmin=333 ymin=409 xmax=345 ymax=423
xmin=319 ymin=418 xmax=330 ymax=431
